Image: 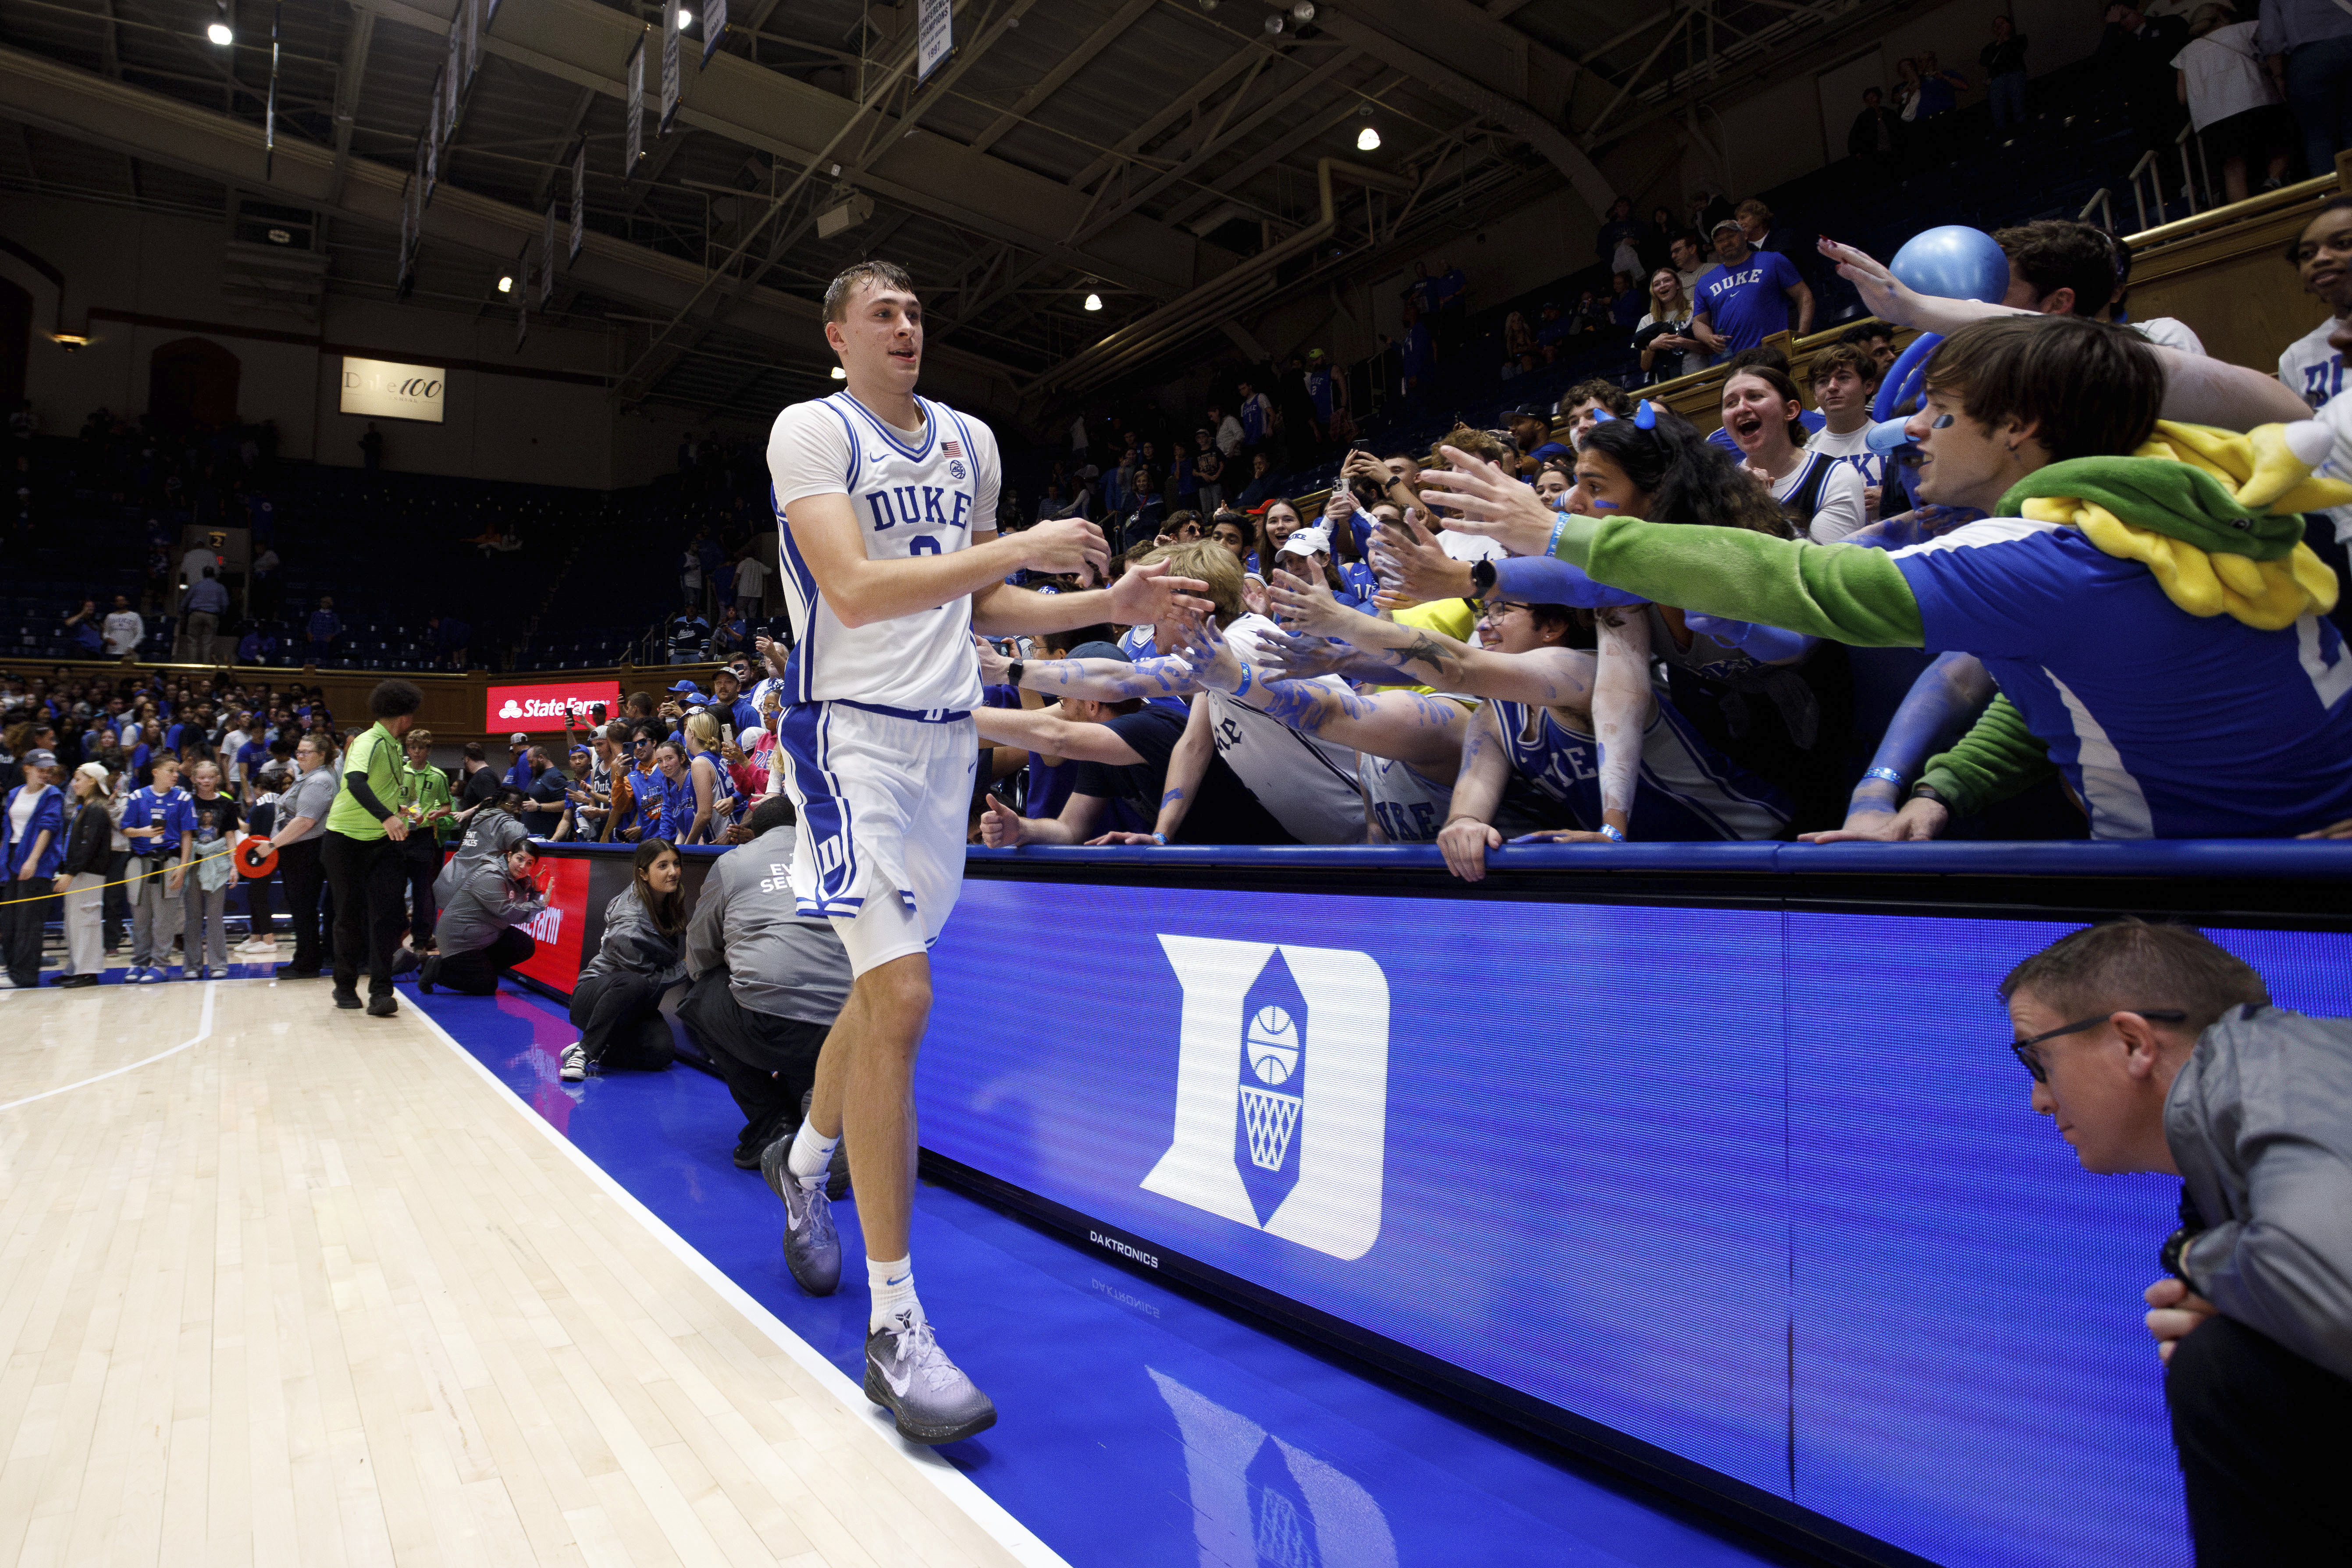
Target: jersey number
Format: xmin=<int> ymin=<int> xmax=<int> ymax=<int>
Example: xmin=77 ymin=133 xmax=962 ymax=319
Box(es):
xmin=909 ymin=536 xmax=941 ymax=557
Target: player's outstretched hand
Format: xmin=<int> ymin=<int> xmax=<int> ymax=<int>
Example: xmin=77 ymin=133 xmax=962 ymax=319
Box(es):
xmin=1416 ymin=448 xmax=1556 ymax=554
xmin=1021 ymin=516 xmax=1111 ymax=582
xmin=1108 ymin=557 xmax=1214 ymax=626
xmin=1263 ymin=568 xmax=1356 ymax=638
xmin=977 ymin=793 xmax=1026 ymax=848
xmin=1436 ymin=817 xmax=1500 ymax=882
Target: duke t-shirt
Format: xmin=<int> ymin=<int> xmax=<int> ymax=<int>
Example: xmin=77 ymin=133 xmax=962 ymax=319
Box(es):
xmin=1694 ymin=250 xmax=1802 ymax=355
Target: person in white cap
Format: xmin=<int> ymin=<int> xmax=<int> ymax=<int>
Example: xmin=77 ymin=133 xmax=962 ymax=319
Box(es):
xmin=52 ymin=761 xmax=115 ymax=988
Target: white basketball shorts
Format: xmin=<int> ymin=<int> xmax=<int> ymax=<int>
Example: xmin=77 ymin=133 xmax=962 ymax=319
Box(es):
xmin=772 ymin=700 xmax=976 ymax=976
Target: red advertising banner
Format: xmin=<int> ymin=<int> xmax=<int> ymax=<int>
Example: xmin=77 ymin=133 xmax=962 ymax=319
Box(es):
xmin=511 ymin=855 xmax=591 ymax=991
xmin=484 ymin=679 xmax=621 ymax=732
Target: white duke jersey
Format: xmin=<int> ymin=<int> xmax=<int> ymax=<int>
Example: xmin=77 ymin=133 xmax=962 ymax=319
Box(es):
xmin=1203 ymin=615 xmax=1364 ymax=843
xmin=768 ymin=391 xmax=1002 ymax=715
xmin=2278 ymin=316 xmax=2346 ymax=411
xmin=1360 ymin=753 xmax=1453 ymax=843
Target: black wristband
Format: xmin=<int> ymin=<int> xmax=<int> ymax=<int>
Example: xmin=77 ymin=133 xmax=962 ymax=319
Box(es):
xmin=1471 ymin=558 xmax=1497 ymax=595
xmin=1908 ymin=782 xmax=1945 ymax=806
xmin=1007 ymin=659 xmax=1026 ymax=688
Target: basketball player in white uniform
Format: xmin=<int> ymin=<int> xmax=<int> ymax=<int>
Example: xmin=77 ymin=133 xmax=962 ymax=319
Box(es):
xmin=762 ymin=261 xmax=1208 ymax=1444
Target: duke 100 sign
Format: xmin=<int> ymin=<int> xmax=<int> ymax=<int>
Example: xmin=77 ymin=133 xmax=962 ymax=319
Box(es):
xmin=340 ymin=356 xmax=448 ymax=423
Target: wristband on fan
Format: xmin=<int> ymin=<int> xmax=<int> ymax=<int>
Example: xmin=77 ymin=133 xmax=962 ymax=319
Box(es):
xmin=1150 ymin=832 xmax=1167 ymax=845
xmin=1598 ymin=823 xmax=1626 ymax=842
xmin=1862 ymin=766 xmax=1904 ymax=788
xmin=1547 ymin=517 xmax=1568 ymax=559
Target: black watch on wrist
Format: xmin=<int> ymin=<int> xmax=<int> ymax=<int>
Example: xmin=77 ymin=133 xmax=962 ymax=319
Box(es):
xmin=1471 ymin=558 xmax=1498 ymax=595
xmin=2160 ymin=1225 xmax=2201 ymax=1290
xmin=1908 ymin=782 xmax=1945 ymax=806
xmin=1007 ymin=659 xmax=1025 ymax=688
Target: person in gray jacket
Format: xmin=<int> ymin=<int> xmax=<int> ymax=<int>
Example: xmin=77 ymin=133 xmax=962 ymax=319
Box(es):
xmin=409 ymin=841 xmax=545 ymax=995
xmin=559 ymin=838 xmax=688 ymax=1082
xmin=1998 ymin=919 xmax=2351 ymax=1565
xmin=680 ymin=796 xmax=855 ymax=1172
xmin=434 ymin=787 xmax=531 ymax=905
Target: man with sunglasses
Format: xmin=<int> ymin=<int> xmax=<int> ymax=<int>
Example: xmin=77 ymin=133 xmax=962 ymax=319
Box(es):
xmin=1997 ymin=919 xmax=2352 ymax=1563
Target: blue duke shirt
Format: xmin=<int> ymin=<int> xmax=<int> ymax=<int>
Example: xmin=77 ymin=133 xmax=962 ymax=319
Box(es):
xmin=1695 ymin=250 xmax=1803 ymax=356
xmin=1891 ymin=521 xmax=2352 ymax=837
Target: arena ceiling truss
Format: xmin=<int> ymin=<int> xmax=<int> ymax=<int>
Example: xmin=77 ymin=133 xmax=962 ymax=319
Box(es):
xmin=0 ymin=0 xmax=1910 ymax=424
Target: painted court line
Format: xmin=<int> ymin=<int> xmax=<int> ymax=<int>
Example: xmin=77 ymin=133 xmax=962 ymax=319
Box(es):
xmin=404 ymin=999 xmax=1073 ymax=1568
xmin=0 ymin=982 xmax=217 ymax=1113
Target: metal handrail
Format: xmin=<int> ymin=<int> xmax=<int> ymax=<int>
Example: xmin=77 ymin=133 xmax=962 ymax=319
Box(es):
xmin=2128 ymin=149 xmax=2164 ymax=232
xmin=2079 ymin=187 xmax=2115 ymax=228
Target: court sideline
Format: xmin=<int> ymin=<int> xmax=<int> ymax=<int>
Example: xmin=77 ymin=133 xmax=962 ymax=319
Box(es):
xmin=0 ymin=979 xmax=1056 ymax=1568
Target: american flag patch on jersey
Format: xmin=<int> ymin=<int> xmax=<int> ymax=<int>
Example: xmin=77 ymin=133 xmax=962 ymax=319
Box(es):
xmin=942 ymin=439 xmax=963 ymax=459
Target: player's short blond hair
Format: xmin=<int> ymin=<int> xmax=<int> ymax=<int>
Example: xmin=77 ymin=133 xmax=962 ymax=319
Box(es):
xmin=824 ymin=261 xmax=917 ymax=323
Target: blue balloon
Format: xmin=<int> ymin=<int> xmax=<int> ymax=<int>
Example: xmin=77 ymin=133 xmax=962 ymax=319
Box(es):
xmin=1887 ymin=224 xmax=2010 ymax=305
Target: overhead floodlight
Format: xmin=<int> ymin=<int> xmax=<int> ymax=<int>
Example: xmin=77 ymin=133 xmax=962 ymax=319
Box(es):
xmin=680 ymin=7 xmax=694 ymax=24
xmin=1291 ymin=1 xmax=1316 ymax=21
xmin=1084 ymin=292 xmax=1103 ymax=311
xmin=497 ymin=274 xmax=514 ymax=293
xmin=830 ymin=365 xmax=847 ymax=380
xmin=207 ymin=19 xmax=234 ymax=44
xmin=1263 ymin=12 xmax=1284 ymax=33
xmin=1357 ymin=125 xmax=1380 ymax=152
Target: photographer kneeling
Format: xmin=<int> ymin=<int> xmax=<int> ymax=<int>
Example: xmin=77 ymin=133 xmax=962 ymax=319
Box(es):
xmin=557 ymin=839 xmax=687 ymax=1082
xmin=2000 ymin=920 xmax=2351 ymax=1563
xmin=413 ymin=840 xmax=545 ymax=995
xmin=679 ymin=796 xmax=853 ymax=1180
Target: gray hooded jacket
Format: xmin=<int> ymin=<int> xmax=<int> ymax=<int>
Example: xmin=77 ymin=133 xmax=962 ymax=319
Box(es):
xmin=577 ymin=888 xmax=688 ymax=992
xmin=435 ymin=857 xmax=546 ymax=958
xmin=434 ymin=808 xmax=530 ymax=903
xmin=2169 ymin=1004 xmax=2352 ymax=1381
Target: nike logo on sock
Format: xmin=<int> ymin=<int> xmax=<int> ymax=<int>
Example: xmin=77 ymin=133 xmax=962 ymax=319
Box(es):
xmin=886 ymin=1272 xmax=911 ymax=1287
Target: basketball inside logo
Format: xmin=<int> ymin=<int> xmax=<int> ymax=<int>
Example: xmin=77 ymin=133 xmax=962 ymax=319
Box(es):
xmin=1247 ymin=1006 xmax=1299 ymax=1085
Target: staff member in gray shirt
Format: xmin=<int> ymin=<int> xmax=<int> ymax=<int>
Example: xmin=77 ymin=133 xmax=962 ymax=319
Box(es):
xmin=268 ymin=733 xmax=340 ymax=979
xmin=1998 ymin=919 xmax=2352 ymax=1564
xmin=680 ymin=796 xmax=854 ymax=1175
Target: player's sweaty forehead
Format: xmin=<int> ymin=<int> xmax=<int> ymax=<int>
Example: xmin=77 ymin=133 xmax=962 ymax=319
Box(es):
xmin=843 ymin=282 xmax=922 ymax=323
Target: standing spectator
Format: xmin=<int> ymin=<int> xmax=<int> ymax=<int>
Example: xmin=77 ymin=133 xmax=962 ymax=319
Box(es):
xmin=234 ymin=759 xmax=287 ymax=958
xmin=501 ymin=732 xmax=536 ymax=793
xmin=1235 ymin=453 xmax=1281 ymax=513
xmin=399 ymin=729 xmax=452 ymax=954
xmin=1734 ymin=199 xmax=1793 ymax=260
xmin=1609 ymin=271 xmax=1646 ymax=330
xmin=414 ymin=841 xmax=544 ymax=995
xmin=1669 ymin=231 xmax=1718 ymax=304
xmin=1 ymin=749 xmax=62 ymax=989
xmin=1192 ymin=434 xmax=1227 ymax=516
xmin=101 ymin=594 xmax=143 ymax=658
xmin=322 ymin=679 xmax=422 ymax=1018
xmin=121 ymin=753 xmax=192 ymax=983
xmin=680 ymin=796 xmax=854 ymax=1168
xmin=1301 ymin=353 xmax=1337 ymax=448
xmin=1207 ymin=404 xmax=1243 ymax=461
xmin=520 ymin=746 xmax=569 ymax=838
xmin=1637 ymin=268 xmax=1708 ymax=382
xmin=1910 ymin=50 xmax=1970 ymax=163
xmin=50 ymin=762 xmax=111 ymax=988
xmin=731 ymin=551 xmax=770 ymax=627
xmin=427 ymin=615 xmax=471 ymax=670
xmin=63 ymin=599 xmax=103 ymax=658
xmin=2101 ymin=1 xmax=2193 ymax=153
xmin=2258 ymin=0 xmax=2352 ymax=179
xmin=181 ymin=568 xmax=229 ymax=664
xmin=557 ymin=839 xmax=687 ymax=1081
xmin=250 ymin=543 xmax=281 ymax=619
xmin=179 ymin=760 xmax=242 ymax=980
xmin=454 ymin=739 xmax=501 ymax=824
xmin=2176 ymin=5 xmax=2294 ymax=204
xmin=708 ymin=604 xmax=751 ymax=661
xmin=304 ymin=597 xmax=342 ymax=665
xmin=1692 ymin=220 xmax=1815 ymax=356
xmin=1804 ymin=343 xmax=1890 ymax=519
xmin=679 ymin=542 xmax=705 ymax=610
xmin=1235 ymin=380 xmax=1275 ymax=458
xmin=665 ymin=606 xmax=709 ymax=664
xmin=1849 ymin=86 xmax=1907 ymax=177
xmin=268 ymin=733 xmax=338 ymax=979
xmin=1595 ymin=197 xmax=1646 ymax=280
xmin=359 ymin=422 xmax=384 ymax=473
xmin=1981 ymin=16 xmax=2031 ymax=137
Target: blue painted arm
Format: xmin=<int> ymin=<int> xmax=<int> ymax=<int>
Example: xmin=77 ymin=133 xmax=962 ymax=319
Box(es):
xmin=1681 ymin=614 xmax=1817 ymax=662
xmin=1490 ymin=554 xmax=1646 ymax=609
xmin=1849 ymin=651 xmax=1998 ymax=815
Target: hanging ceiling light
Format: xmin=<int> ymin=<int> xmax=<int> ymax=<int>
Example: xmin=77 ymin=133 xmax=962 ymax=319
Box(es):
xmin=1291 ymin=1 xmax=1316 ymax=22
xmin=679 ymin=7 xmax=694 ymax=25
xmin=1357 ymin=124 xmax=1381 ymax=152
xmin=1263 ymin=12 xmax=1285 ymax=34
xmin=206 ymin=17 xmax=234 ymax=45
xmin=497 ymin=274 xmax=514 ymax=293
xmin=1084 ymin=292 xmax=1103 ymax=311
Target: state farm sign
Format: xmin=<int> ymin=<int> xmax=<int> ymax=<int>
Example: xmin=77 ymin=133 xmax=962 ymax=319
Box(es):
xmin=484 ymin=679 xmax=621 ymax=732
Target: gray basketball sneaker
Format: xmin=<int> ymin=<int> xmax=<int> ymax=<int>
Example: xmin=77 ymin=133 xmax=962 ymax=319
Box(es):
xmin=864 ymin=1311 xmax=997 ymax=1446
xmin=760 ymin=1135 xmax=841 ymax=1296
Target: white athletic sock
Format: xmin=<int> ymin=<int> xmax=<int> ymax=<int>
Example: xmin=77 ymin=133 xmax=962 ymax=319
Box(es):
xmin=868 ymin=1255 xmax=922 ymax=1334
xmin=786 ymin=1116 xmax=839 ymax=1190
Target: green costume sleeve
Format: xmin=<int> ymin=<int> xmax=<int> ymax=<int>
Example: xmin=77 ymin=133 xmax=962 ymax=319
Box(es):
xmin=1549 ymin=514 xmax=1927 ymax=648
xmin=1917 ymin=694 xmax=2057 ymax=817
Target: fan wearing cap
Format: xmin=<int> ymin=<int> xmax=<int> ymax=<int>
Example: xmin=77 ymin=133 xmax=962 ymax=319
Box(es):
xmin=1690 ymin=220 xmax=1814 ymax=359
xmin=1277 ymin=526 xmax=1378 ymax=615
xmin=501 ymin=731 xmax=535 ymax=793
xmin=51 ymin=760 xmax=114 ymax=987
xmin=2 ymin=748 xmax=64 ymax=988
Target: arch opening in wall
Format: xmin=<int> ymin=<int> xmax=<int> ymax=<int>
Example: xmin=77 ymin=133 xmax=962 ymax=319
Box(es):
xmin=0 ymin=278 xmax=28 ymax=412
xmin=149 ymin=335 xmax=241 ymax=431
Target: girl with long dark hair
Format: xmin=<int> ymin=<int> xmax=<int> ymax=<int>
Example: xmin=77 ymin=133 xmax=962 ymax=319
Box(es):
xmin=560 ymin=838 xmax=689 ymax=1081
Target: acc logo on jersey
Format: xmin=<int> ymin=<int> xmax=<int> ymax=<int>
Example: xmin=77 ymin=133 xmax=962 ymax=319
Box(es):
xmin=1140 ymin=936 xmax=1387 ymax=1259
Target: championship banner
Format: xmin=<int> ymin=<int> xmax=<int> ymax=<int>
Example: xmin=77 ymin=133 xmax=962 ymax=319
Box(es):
xmin=463 ymin=0 xmax=480 ymax=87
xmin=700 ymin=0 xmax=727 ymax=68
xmin=424 ymin=89 xmax=440 ymax=196
xmin=624 ymin=39 xmax=644 ymax=177
xmin=916 ymin=0 xmax=953 ymax=84
xmin=515 ymin=252 xmax=530 ymax=352
xmin=444 ymin=26 xmax=461 ymax=137
xmin=540 ymin=203 xmax=556 ymax=306
xmin=568 ymin=143 xmax=586 ymax=262
xmin=660 ymin=0 xmax=681 ymax=134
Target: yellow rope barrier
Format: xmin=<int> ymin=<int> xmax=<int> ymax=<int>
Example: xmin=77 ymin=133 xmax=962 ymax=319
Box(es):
xmin=0 ymin=839 xmax=242 ymax=907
